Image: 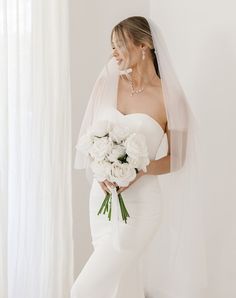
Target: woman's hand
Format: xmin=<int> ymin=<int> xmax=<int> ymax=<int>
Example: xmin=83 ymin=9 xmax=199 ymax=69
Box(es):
xmin=117 ymin=170 xmax=146 ymax=194
xmin=98 ymin=179 xmax=117 ymax=195
xmin=98 ymin=169 xmax=146 ymax=195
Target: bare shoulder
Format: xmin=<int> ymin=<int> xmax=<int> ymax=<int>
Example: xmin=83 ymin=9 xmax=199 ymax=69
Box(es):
xmin=142 ymin=81 xmax=168 ymax=133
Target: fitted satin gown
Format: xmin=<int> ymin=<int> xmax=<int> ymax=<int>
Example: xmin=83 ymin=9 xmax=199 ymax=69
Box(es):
xmin=71 ymin=107 xmax=166 ymax=298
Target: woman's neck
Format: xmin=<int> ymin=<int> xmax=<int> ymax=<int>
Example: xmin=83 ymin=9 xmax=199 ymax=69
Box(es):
xmin=128 ymin=58 xmax=160 ymax=88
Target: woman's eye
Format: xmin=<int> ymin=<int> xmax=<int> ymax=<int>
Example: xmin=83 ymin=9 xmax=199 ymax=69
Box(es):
xmin=112 ymin=44 xmax=123 ymax=51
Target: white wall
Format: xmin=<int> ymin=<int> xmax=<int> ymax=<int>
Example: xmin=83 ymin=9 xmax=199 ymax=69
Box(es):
xmin=69 ymin=0 xmax=149 ymax=279
xmin=150 ymin=1 xmax=236 ymax=297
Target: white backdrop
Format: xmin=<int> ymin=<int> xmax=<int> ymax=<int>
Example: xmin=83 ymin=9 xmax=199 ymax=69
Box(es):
xmin=150 ymin=1 xmax=236 ymax=297
xmin=71 ymin=1 xmax=236 ymax=297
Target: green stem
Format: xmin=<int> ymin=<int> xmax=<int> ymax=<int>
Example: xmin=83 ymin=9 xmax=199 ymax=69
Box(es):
xmin=97 ymin=190 xmax=130 ymax=224
xmin=97 ymin=193 xmax=111 ymax=215
xmin=118 ymin=193 xmax=130 ymax=223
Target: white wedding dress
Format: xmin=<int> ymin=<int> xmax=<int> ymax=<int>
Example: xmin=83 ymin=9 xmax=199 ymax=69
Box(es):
xmin=71 ymin=107 xmax=166 ymax=298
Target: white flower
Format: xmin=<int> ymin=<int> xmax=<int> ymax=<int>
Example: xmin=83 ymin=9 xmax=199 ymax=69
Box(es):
xmin=125 ymin=133 xmax=149 ymax=159
xmin=91 ymin=160 xmax=112 ymax=181
xmin=109 ymin=124 xmax=131 ymax=143
xmin=109 ymin=161 xmax=136 ymax=187
xmin=107 ymin=144 xmax=126 ymax=162
xmin=89 ymin=136 xmax=113 ymax=161
xmin=127 ymin=156 xmax=150 ymax=172
xmin=91 ymin=120 xmax=113 ymax=138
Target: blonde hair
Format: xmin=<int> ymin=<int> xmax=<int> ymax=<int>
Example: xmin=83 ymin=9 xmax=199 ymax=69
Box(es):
xmin=110 ymin=16 xmax=160 ymax=78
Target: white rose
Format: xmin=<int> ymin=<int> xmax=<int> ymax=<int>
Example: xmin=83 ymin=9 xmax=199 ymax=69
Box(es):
xmin=127 ymin=156 xmax=150 ymax=172
xmin=109 ymin=161 xmax=136 ymax=187
xmin=92 ymin=120 xmax=113 ymax=138
xmin=89 ymin=136 xmax=113 ymax=161
xmin=109 ymin=124 xmax=131 ymax=143
xmin=107 ymin=144 xmax=126 ymax=162
xmin=90 ymin=160 xmax=112 ymax=181
xmin=125 ymin=133 xmax=149 ymax=159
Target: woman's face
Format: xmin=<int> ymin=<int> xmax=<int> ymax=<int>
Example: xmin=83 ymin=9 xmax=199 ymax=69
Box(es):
xmin=111 ymin=31 xmax=142 ymax=70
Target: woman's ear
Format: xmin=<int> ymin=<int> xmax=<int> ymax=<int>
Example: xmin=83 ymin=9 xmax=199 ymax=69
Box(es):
xmin=140 ymin=43 xmax=148 ymax=51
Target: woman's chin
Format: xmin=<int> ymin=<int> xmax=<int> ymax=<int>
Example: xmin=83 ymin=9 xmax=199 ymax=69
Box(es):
xmin=118 ymin=63 xmax=131 ymax=72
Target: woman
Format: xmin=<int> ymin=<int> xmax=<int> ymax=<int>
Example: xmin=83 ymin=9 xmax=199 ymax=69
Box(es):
xmin=72 ymin=16 xmax=207 ymax=298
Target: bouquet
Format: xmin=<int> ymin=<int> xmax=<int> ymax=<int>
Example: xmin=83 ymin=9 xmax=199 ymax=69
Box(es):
xmin=76 ymin=120 xmax=150 ymax=223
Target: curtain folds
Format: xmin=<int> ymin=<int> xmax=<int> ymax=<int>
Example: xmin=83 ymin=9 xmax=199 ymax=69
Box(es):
xmin=0 ymin=0 xmax=74 ymax=297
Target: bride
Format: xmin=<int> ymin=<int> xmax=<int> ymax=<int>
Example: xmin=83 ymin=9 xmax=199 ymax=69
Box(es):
xmin=72 ymin=16 xmax=207 ymax=298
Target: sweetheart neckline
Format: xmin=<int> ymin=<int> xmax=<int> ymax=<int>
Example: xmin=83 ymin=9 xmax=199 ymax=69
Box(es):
xmin=114 ymin=108 xmax=165 ymax=134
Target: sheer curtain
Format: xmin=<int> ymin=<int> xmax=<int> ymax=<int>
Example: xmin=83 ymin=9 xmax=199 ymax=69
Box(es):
xmin=0 ymin=0 xmax=74 ymax=297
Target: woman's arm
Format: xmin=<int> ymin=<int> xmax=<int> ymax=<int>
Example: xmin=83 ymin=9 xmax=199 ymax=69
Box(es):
xmin=144 ymin=154 xmax=170 ymax=175
xmin=145 ymin=123 xmax=171 ymax=175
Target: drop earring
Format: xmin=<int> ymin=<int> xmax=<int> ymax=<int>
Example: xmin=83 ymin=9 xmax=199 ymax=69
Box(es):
xmin=142 ymin=49 xmax=145 ymax=60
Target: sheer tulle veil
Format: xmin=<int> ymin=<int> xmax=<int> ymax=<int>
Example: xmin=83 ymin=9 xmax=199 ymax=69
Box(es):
xmin=74 ymin=16 xmax=208 ymax=297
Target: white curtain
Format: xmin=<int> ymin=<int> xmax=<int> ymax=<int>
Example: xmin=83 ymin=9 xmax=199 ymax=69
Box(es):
xmin=0 ymin=0 xmax=74 ymax=297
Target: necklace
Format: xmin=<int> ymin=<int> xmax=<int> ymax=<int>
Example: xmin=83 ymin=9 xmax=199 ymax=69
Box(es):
xmin=128 ymin=72 xmax=156 ymax=97
xmin=129 ymin=80 xmax=144 ymax=96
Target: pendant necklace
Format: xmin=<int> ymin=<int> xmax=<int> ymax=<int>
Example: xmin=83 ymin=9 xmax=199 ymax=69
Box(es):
xmin=128 ymin=72 xmax=156 ymax=97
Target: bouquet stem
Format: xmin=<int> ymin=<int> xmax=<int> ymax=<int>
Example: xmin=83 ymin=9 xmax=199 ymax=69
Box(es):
xmin=97 ymin=188 xmax=130 ymax=223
